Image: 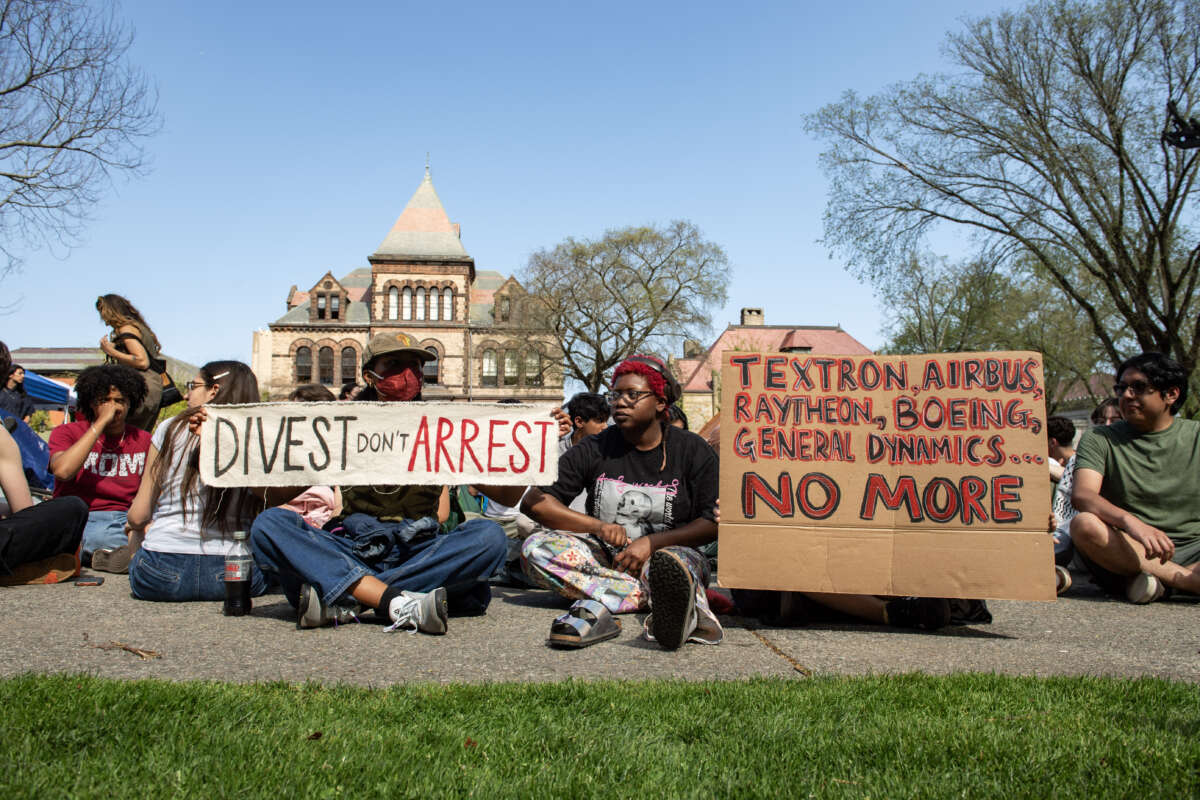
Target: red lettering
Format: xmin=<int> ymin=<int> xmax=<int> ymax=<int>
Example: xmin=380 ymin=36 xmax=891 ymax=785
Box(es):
xmin=796 ymin=472 xmax=839 ymax=520
xmin=959 ymin=476 xmax=988 ymax=523
xmin=741 ymin=472 xmax=793 ymax=518
xmin=407 ymin=416 xmax=432 ymax=472
xmin=992 ymin=475 xmax=1023 ymax=522
xmin=434 ymin=417 xmax=455 ymax=473
xmin=534 ymin=420 xmax=554 ymax=472
xmin=459 ymin=419 xmax=483 ymax=472
xmin=923 ymin=477 xmax=959 ymax=523
xmin=509 ymin=420 xmax=531 ymax=472
xmin=860 ymin=474 xmax=922 ymax=522
xmin=487 ymin=420 xmax=509 ymax=474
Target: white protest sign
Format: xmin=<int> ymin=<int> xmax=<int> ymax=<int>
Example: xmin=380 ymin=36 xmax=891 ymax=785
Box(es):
xmin=198 ymin=402 xmax=559 ymax=487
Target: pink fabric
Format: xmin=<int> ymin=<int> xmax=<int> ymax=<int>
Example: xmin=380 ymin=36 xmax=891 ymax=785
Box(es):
xmin=279 ymin=486 xmax=339 ymax=530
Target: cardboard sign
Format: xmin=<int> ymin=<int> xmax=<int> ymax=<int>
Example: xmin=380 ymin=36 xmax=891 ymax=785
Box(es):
xmin=199 ymin=402 xmax=559 ymax=487
xmin=718 ymin=352 xmax=1054 ymax=601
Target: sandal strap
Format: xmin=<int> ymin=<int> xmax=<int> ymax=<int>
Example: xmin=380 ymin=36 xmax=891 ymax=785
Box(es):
xmin=551 ymin=615 xmax=590 ymax=637
xmin=568 ymin=599 xmax=609 ymax=619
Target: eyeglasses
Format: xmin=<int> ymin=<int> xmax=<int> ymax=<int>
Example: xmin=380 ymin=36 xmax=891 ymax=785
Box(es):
xmin=1113 ymin=380 xmax=1156 ymax=397
xmin=606 ymin=389 xmax=655 ymax=406
xmin=185 ymin=381 xmax=209 ymax=392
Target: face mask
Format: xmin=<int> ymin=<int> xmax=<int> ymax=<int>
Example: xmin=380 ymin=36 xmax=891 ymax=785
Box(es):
xmin=370 ymin=366 xmax=422 ymax=401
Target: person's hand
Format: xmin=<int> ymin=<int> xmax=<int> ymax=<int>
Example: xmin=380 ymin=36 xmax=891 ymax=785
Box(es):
xmin=594 ymin=521 xmax=630 ymax=548
xmin=186 ymin=405 xmax=208 ymax=436
xmin=124 ymin=519 xmax=147 ymax=536
xmin=99 ymin=335 xmax=118 ymax=357
xmin=614 ymin=536 xmax=652 ymax=575
xmin=551 ymin=406 xmax=571 ymax=438
xmin=93 ymin=398 xmax=123 ymax=429
xmin=1126 ymin=518 xmax=1175 ymax=563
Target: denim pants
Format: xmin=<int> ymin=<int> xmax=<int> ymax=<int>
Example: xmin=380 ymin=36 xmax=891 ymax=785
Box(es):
xmin=80 ymin=510 xmax=129 ymax=558
xmin=250 ymin=507 xmax=506 ymax=614
xmin=128 ymin=548 xmax=268 ymax=602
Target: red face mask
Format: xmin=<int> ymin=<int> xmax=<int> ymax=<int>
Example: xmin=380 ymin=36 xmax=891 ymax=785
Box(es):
xmin=372 ymin=365 xmax=422 ymax=401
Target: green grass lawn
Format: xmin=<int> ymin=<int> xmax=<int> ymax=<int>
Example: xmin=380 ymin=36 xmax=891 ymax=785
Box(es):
xmin=2 ymin=674 xmax=1197 ymax=798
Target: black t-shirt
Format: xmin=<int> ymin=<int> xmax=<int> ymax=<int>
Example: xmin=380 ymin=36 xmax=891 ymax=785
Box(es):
xmin=541 ymin=424 xmax=718 ymax=541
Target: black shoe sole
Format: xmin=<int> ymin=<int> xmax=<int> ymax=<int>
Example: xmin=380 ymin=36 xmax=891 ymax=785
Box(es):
xmin=648 ymin=550 xmax=696 ymax=650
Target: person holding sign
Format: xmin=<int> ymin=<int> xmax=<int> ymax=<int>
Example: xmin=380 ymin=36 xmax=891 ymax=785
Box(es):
xmin=1070 ymin=353 xmax=1200 ymax=603
xmin=249 ymin=332 xmax=507 ymax=634
xmin=125 ymin=362 xmax=271 ymax=601
xmin=481 ymin=355 xmax=721 ymax=650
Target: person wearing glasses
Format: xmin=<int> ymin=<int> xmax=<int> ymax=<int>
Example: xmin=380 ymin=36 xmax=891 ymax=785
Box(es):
xmin=478 ymin=354 xmax=720 ymax=650
xmin=47 ymin=364 xmax=151 ymax=572
xmin=125 ymin=362 xmax=272 ymax=601
xmin=1070 ymin=352 xmax=1200 ymax=603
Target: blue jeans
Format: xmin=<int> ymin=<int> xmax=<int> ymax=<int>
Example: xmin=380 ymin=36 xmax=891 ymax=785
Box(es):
xmin=250 ymin=508 xmax=506 ymax=615
xmin=129 ymin=548 xmax=268 ymax=602
xmin=81 ymin=510 xmax=128 ymax=558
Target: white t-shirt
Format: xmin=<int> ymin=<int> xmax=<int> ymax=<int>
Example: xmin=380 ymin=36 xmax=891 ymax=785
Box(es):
xmin=142 ymin=421 xmax=243 ymax=556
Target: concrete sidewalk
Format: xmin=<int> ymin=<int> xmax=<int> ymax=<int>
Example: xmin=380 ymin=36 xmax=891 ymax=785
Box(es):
xmin=2 ymin=570 xmax=1197 ymax=685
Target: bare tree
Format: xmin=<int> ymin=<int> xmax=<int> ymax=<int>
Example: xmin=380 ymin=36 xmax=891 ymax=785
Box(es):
xmin=806 ymin=0 xmax=1200 ymax=408
xmin=0 ymin=0 xmax=159 ymax=273
xmin=521 ymin=220 xmax=730 ymax=391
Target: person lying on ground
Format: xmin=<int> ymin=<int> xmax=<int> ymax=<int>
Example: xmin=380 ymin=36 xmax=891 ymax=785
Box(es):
xmin=247 ymin=331 xmax=507 ymax=634
xmin=48 ymin=365 xmax=150 ymax=572
xmin=125 ymin=362 xmax=277 ymax=602
xmin=1070 ymin=352 xmax=1200 ymax=603
xmin=0 ymin=425 xmax=88 ymax=585
xmin=478 ymin=354 xmax=721 ymax=651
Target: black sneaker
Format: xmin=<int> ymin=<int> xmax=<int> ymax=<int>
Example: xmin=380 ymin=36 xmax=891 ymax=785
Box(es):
xmin=884 ymin=597 xmax=951 ymax=630
xmin=647 ymin=550 xmax=698 ymax=650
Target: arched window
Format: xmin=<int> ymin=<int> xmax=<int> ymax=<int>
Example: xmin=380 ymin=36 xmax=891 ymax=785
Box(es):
xmin=428 ymin=288 xmax=440 ymax=321
xmin=387 ymin=286 xmax=399 ymax=320
xmin=481 ymin=349 xmax=498 ymax=387
xmin=415 ymin=287 xmax=426 ymax=321
xmin=442 ymin=287 xmax=454 ymax=320
xmin=503 ymin=349 xmax=518 ymax=386
xmin=423 ymin=346 xmax=439 ymax=384
xmin=318 ymin=346 xmax=334 ymax=385
xmin=295 ymin=346 xmax=312 ymax=384
xmin=340 ymin=347 xmax=357 ymax=385
xmin=525 ymin=351 xmax=542 ymax=387
xmin=402 ymin=287 xmax=413 ymax=320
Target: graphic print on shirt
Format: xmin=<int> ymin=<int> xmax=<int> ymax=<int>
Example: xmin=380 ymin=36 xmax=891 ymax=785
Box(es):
xmin=593 ymin=474 xmax=677 ymax=541
xmin=81 ymin=450 xmax=146 ymax=478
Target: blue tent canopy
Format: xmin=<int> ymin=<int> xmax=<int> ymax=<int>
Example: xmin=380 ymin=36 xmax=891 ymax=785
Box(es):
xmin=22 ymin=369 xmax=70 ymax=406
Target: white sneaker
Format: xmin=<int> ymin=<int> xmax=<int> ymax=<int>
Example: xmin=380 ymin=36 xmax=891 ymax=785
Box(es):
xmin=1125 ymin=573 xmax=1166 ymax=604
xmin=296 ymin=584 xmax=361 ymax=629
xmin=384 ymin=587 xmax=448 ymax=634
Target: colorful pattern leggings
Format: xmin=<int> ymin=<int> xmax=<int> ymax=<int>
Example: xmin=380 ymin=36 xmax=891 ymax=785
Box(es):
xmin=520 ymin=531 xmax=722 ymax=644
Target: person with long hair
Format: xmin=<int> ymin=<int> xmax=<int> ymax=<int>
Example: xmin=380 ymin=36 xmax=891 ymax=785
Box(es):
xmin=48 ymin=364 xmax=150 ymax=571
xmin=0 ymin=364 xmax=33 ymax=423
xmin=478 ymin=354 xmax=722 ymax=650
xmin=125 ymin=361 xmax=270 ymax=601
xmin=96 ymin=294 xmax=164 ymax=432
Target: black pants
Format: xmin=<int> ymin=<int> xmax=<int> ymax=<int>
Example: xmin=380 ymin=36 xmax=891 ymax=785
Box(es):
xmin=0 ymin=496 xmax=87 ymax=575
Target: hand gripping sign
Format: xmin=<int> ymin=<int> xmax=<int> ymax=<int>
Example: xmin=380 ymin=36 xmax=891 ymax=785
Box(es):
xmin=718 ymin=352 xmax=1054 ymax=601
xmin=199 ymin=402 xmax=559 ymax=487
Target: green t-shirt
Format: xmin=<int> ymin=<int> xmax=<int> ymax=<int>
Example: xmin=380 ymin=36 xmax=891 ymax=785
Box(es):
xmin=1074 ymin=417 xmax=1200 ymax=549
xmin=340 ymin=484 xmax=442 ymax=522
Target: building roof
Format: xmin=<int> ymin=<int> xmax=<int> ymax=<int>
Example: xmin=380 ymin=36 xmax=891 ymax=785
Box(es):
xmin=677 ymin=324 xmax=873 ymax=393
xmin=289 ymin=269 xmax=372 ymax=308
xmin=372 ymin=167 xmax=471 ymax=261
xmin=272 ymin=300 xmax=370 ymax=327
xmin=470 ymin=270 xmax=507 ymax=324
xmin=10 ymin=347 xmax=198 ymax=381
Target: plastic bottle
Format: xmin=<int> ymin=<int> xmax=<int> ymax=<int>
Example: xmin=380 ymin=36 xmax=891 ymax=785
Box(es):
xmin=223 ymin=530 xmax=252 ymax=616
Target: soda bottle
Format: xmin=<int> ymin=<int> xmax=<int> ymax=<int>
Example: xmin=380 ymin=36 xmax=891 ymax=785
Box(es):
xmin=223 ymin=530 xmax=253 ymax=616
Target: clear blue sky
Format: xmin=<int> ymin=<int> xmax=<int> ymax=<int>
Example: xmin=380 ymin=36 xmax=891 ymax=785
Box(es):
xmin=3 ymin=0 xmax=1015 ymax=371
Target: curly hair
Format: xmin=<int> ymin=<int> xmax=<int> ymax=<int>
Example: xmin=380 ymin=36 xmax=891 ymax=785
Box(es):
xmin=74 ymin=365 xmax=147 ymax=422
xmin=1116 ymin=352 xmax=1188 ymax=414
xmin=1046 ymin=416 xmax=1075 ymax=447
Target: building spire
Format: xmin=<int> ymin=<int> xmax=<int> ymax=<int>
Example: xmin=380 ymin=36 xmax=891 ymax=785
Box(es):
xmin=425 ymin=152 xmax=431 ymax=180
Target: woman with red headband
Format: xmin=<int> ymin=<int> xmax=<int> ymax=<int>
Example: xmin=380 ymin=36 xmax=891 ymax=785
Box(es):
xmin=479 ymin=354 xmax=720 ymax=650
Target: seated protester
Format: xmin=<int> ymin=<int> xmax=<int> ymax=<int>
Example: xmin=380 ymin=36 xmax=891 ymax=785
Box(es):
xmin=249 ymin=332 xmax=506 ymax=633
xmin=1070 ymin=352 xmax=1200 ymax=603
xmin=1091 ymin=397 xmax=1122 ymax=427
xmin=560 ymin=391 xmax=610 ymax=455
xmin=481 ymin=355 xmax=720 ymax=651
xmin=1046 ymin=416 xmax=1078 ymax=594
xmin=48 ymin=364 xmax=151 ymax=572
xmin=276 ymin=383 xmax=343 ymax=530
xmin=126 ymin=362 xmax=270 ymax=602
xmin=0 ymin=425 xmax=88 ymax=585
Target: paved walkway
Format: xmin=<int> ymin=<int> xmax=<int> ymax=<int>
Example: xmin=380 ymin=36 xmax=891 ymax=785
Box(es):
xmin=2 ymin=568 xmax=1196 ymax=684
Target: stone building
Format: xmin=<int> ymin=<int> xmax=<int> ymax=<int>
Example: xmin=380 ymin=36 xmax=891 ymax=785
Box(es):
xmin=253 ymin=168 xmax=561 ymax=401
xmin=668 ymin=308 xmax=873 ymax=427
